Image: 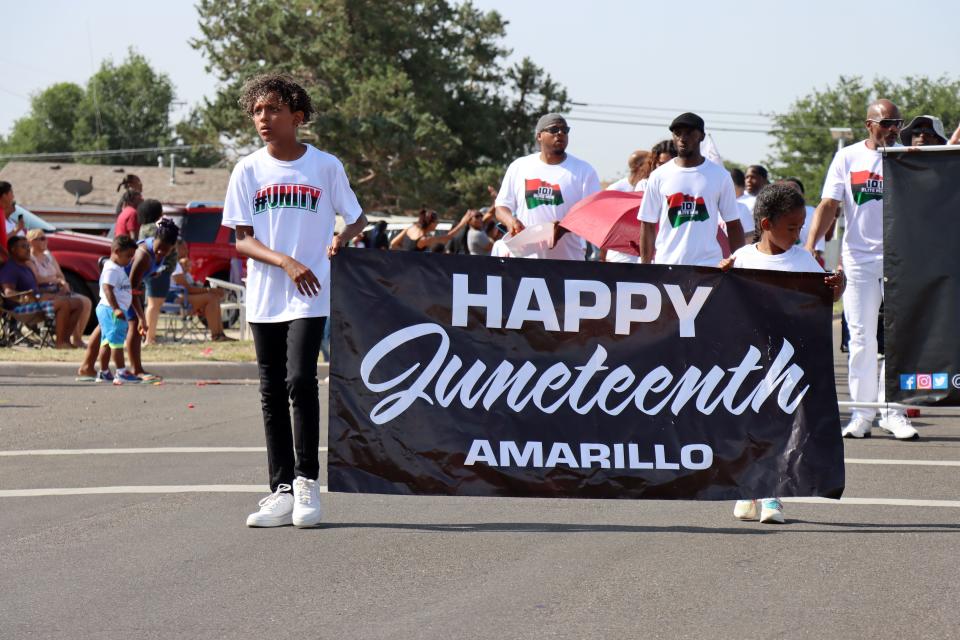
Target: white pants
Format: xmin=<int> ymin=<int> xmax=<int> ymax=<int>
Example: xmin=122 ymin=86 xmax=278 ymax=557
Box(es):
xmin=843 ymin=259 xmax=902 ymax=421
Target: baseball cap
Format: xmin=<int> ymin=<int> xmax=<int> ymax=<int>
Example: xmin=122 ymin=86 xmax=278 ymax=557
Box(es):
xmin=535 ymin=113 xmax=567 ymax=133
xmin=900 ymin=115 xmax=947 ymax=145
xmin=669 ymin=112 xmax=705 ymax=133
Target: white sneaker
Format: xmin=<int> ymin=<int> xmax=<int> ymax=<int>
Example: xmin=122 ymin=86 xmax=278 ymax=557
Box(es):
xmin=877 ymin=414 xmax=919 ymax=440
xmin=760 ymin=498 xmax=785 ymax=524
xmin=733 ymin=499 xmax=758 ymax=520
xmin=841 ymin=417 xmax=872 ymax=438
xmin=245 ymin=484 xmax=293 ymax=527
xmin=292 ymin=476 xmax=322 ymax=528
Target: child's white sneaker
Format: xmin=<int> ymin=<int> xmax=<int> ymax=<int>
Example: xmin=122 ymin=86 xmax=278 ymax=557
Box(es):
xmin=246 ymin=484 xmax=293 ymax=527
xmin=292 ymin=476 xmax=322 ymax=528
xmin=733 ymin=499 xmax=758 ymax=520
xmin=760 ymin=498 xmax=785 ymax=524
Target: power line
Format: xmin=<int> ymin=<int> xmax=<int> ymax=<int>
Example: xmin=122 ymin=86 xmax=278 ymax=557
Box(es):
xmin=568 ymin=107 xmax=798 ymax=129
xmin=570 ymin=100 xmax=774 ymax=118
xmin=0 ymin=144 xmax=203 ymax=161
xmin=566 ymin=116 xmax=773 ymax=134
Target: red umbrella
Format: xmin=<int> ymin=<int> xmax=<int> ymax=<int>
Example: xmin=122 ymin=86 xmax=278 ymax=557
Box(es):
xmin=559 ymin=190 xmax=644 ymax=255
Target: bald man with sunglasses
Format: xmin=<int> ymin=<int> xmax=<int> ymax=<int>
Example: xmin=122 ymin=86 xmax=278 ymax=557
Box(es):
xmin=805 ymin=98 xmax=918 ymax=441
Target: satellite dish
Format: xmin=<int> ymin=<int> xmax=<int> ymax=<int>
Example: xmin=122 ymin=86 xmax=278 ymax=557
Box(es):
xmin=64 ymin=176 xmax=94 ymax=204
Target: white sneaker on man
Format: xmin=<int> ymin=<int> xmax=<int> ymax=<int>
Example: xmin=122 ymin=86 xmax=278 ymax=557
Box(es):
xmin=733 ymin=499 xmax=758 ymax=520
xmin=292 ymin=476 xmax=322 ymax=528
xmin=841 ymin=417 xmax=872 ymax=438
xmin=877 ymin=414 xmax=919 ymax=440
xmin=246 ymin=484 xmax=293 ymax=527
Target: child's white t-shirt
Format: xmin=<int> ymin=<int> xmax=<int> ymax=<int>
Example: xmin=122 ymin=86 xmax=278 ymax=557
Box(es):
xmin=731 ymin=243 xmax=825 ymax=273
xmin=495 ymin=152 xmax=601 ymax=261
xmin=821 ymin=140 xmax=887 ymax=265
xmin=222 ymin=144 xmax=363 ymax=322
xmin=638 ymin=158 xmax=740 ymax=267
xmin=99 ymin=259 xmax=133 ymax=311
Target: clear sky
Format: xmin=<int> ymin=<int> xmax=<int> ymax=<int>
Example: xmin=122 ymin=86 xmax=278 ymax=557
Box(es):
xmin=3 ymin=0 xmax=959 ymax=181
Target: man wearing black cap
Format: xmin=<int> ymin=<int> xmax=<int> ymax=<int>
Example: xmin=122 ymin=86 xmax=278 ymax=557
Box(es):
xmin=637 ymin=112 xmax=744 ymax=265
xmin=494 ymin=113 xmax=600 ymax=260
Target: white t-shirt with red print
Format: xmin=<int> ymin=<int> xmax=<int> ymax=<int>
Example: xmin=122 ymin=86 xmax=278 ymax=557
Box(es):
xmin=495 ymin=153 xmax=601 ymax=261
xmin=821 ymin=140 xmax=889 ymax=265
xmin=637 ymin=158 xmax=740 ymax=266
xmin=222 ymin=144 xmax=363 ymax=322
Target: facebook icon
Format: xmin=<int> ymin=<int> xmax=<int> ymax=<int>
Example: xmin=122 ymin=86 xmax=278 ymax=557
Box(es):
xmin=900 ymin=374 xmax=917 ymax=390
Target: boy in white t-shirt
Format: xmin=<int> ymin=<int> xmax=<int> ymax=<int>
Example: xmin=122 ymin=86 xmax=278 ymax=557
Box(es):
xmin=222 ymin=74 xmax=368 ymax=528
xmin=720 ymin=183 xmax=845 ymax=523
xmin=494 ymin=113 xmax=600 ymax=261
xmin=638 ymin=113 xmax=745 ymax=266
xmin=93 ymin=236 xmax=139 ymax=385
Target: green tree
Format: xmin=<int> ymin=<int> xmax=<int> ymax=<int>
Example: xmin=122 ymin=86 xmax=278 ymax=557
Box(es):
xmin=192 ymin=0 xmax=567 ymax=212
xmin=1 ymin=83 xmax=85 ymax=156
xmin=72 ymin=49 xmax=177 ymax=165
xmin=767 ymin=75 xmax=960 ymax=198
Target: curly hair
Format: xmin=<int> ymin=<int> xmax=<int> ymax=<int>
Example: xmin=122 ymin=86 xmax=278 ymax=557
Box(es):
xmin=238 ymin=73 xmax=314 ymax=124
xmin=155 ymin=218 xmax=180 ymax=246
xmin=752 ymin=183 xmax=805 ymax=242
xmin=636 ymin=139 xmax=677 ymax=181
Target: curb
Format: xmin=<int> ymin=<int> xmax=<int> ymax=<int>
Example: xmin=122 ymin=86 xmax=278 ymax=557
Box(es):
xmin=0 ymin=361 xmax=330 ymax=381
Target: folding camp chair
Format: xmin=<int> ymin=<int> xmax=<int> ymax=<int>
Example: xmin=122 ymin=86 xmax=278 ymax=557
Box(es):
xmin=158 ymin=286 xmax=207 ymax=343
xmin=0 ymin=292 xmax=55 ymax=349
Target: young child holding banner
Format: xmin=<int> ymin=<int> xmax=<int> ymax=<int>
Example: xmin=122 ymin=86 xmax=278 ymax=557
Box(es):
xmin=222 ymin=74 xmax=368 ymax=528
xmin=720 ymin=183 xmax=844 ymax=523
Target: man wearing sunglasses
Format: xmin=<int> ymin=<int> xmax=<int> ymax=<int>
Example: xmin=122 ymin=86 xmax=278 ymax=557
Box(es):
xmin=494 ymin=113 xmax=600 ymax=260
xmin=805 ymin=98 xmax=918 ymax=440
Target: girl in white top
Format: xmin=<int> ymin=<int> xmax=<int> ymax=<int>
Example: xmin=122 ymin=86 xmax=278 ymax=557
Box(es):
xmin=719 ymin=183 xmax=844 ymax=524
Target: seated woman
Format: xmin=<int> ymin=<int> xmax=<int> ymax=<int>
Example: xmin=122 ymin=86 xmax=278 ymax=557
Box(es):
xmin=171 ymin=242 xmax=235 ymax=342
xmin=390 ymin=209 xmax=473 ymax=251
xmin=26 ymin=228 xmax=91 ymax=347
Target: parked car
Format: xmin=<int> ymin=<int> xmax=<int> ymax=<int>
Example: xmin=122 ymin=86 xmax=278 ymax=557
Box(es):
xmin=10 ymin=205 xmax=111 ymax=331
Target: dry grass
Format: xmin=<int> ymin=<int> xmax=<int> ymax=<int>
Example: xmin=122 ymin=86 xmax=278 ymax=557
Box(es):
xmin=0 ymin=339 xmax=259 ymax=363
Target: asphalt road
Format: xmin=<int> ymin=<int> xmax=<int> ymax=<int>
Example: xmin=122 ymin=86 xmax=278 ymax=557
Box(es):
xmin=1 ymin=358 xmax=959 ymax=639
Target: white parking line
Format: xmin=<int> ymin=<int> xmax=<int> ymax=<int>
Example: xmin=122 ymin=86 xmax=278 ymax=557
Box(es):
xmin=845 ymin=458 xmax=960 ymax=467
xmin=0 ymin=447 xmax=328 ymax=456
xmin=784 ymin=497 xmax=960 ymax=508
xmin=0 ymin=486 xmax=956 ymax=508
xmin=0 ymin=485 xmax=327 ymax=498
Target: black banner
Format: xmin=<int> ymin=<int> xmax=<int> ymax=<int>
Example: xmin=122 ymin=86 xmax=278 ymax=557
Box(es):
xmin=329 ymin=249 xmax=843 ymax=500
xmin=884 ymin=148 xmax=960 ymax=404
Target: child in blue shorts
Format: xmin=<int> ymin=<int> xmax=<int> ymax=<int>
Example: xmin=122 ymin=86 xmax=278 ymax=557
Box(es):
xmin=95 ymin=236 xmax=141 ymax=384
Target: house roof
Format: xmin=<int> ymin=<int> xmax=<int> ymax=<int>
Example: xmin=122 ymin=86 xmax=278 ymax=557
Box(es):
xmin=0 ymin=161 xmax=230 ymax=213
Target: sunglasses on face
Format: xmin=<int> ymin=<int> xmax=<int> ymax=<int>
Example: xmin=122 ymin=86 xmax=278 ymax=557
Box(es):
xmin=541 ymin=125 xmax=570 ymax=135
xmin=868 ymin=118 xmax=903 ymax=129
xmin=32 ymin=236 xmax=46 ymax=241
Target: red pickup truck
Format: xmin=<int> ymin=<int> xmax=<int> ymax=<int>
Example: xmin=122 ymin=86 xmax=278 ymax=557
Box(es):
xmin=11 ymin=205 xmax=111 ymax=310
xmin=12 ymin=202 xmax=242 ymax=331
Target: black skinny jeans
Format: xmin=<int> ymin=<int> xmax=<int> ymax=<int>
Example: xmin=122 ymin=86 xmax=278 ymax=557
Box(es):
xmin=249 ymin=317 xmax=325 ymax=492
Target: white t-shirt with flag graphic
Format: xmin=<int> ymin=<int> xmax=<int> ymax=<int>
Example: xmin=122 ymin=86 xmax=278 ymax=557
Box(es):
xmin=637 ymin=158 xmax=740 ymax=266
xmin=222 ymin=144 xmax=363 ymax=322
xmin=821 ymin=140 xmax=888 ymax=265
xmin=495 ymin=152 xmax=601 ymax=261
